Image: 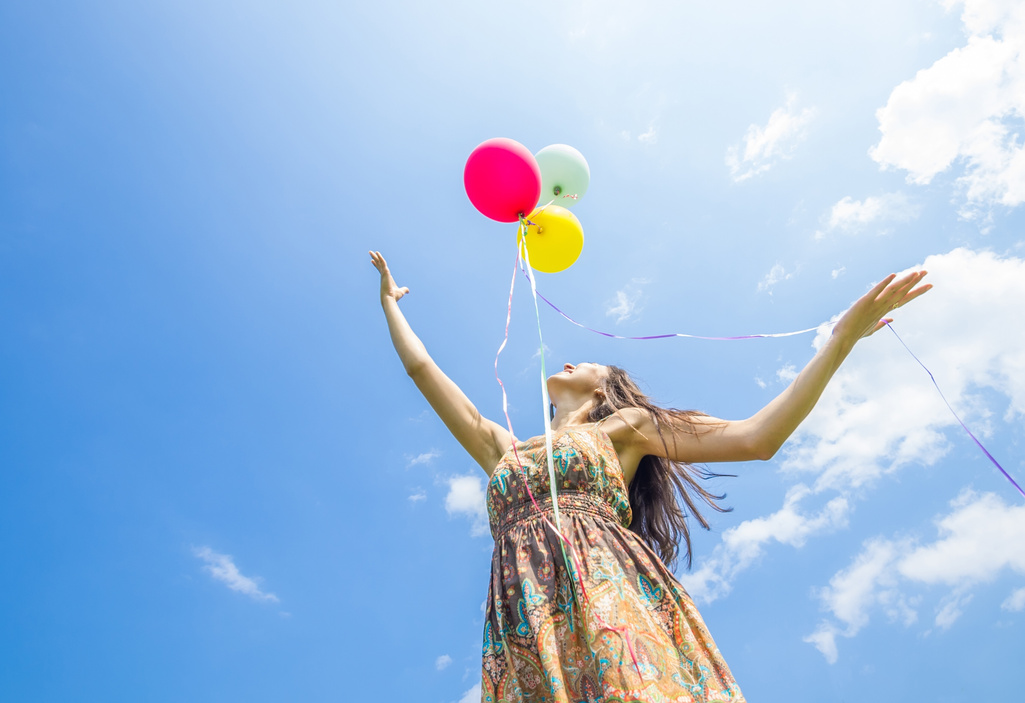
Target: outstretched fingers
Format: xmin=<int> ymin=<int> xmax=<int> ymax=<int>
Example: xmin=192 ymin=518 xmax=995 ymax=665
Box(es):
xmin=870 ymin=273 xmax=898 ymax=298
xmin=882 ymin=270 xmax=931 ymax=311
xmin=369 ymin=250 xmax=409 ymax=302
xmin=844 ymin=270 xmax=932 ymax=340
xmin=369 ymin=250 xmax=387 ymax=273
xmin=899 ymin=277 xmax=932 ymax=306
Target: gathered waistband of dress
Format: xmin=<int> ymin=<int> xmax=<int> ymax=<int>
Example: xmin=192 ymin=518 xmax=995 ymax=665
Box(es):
xmin=494 ymin=492 xmax=623 ymax=539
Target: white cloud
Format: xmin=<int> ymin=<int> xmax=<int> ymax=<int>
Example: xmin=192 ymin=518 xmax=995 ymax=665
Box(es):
xmin=934 ymin=592 xmax=973 ymax=629
xmin=606 ymin=286 xmax=643 ymax=323
xmin=776 ymin=364 xmax=798 ymax=383
xmin=757 ymin=263 xmax=794 ymax=293
xmin=408 ymin=489 xmax=427 ymax=503
xmin=726 ymin=94 xmax=816 ymax=182
xmin=455 ymin=683 xmax=482 ymax=703
xmin=408 ymin=450 xmax=440 ymax=467
xmin=435 ymin=654 xmax=452 ymax=670
xmin=637 ymin=122 xmax=658 ymax=144
xmin=781 ymin=248 xmax=1025 ymax=493
xmin=193 ymin=546 xmax=279 ymax=603
xmin=803 ymin=531 xmax=920 ymax=664
xmin=723 ymin=486 xmax=848 ymax=554
xmin=810 ymin=538 xmax=907 ymax=642
xmin=691 ymin=247 xmax=1025 ymax=623
xmin=815 ymin=192 xmax=920 ymax=238
xmin=445 ymin=474 xmax=489 ymax=537
xmin=896 ymin=490 xmax=1025 ymax=586
xmin=531 ymin=343 xmax=553 ymax=360
xmin=803 ymin=623 xmax=840 ymax=664
xmin=870 ymin=0 xmax=1025 ymax=213
xmin=831 ymin=266 xmax=846 ymax=279
xmin=679 ymin=485 xmax=849 ymax=603
xmin=1001 ymin=587 xmax=1025 ymax=611
xmin=806 ymin=489 xmax=1025 ymax=661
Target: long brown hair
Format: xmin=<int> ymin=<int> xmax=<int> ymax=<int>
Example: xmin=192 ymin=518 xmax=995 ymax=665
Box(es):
xmin=586 ymin=365 xmax=732 ymax=570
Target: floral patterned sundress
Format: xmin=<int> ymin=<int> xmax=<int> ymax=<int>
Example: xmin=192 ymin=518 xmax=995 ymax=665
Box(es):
xmin=482 ymin=422 xmax=745 ymax=703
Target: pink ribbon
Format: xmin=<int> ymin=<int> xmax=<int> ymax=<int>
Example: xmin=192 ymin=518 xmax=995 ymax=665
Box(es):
xmin=494 ymin=242 xmax=645 ymax=679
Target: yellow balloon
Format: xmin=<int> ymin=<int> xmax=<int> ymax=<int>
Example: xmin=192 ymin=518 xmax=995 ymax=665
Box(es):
xmin=517 ymin=205 xmax=584 ymax=274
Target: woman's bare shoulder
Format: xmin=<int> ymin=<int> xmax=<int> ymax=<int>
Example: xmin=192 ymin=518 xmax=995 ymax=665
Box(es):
xmin=597 ymin=407 xmax=655 ymax=443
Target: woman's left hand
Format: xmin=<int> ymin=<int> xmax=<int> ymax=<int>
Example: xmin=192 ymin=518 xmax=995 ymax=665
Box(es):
xmin=832 ymin=270 xmax=933 ymax=343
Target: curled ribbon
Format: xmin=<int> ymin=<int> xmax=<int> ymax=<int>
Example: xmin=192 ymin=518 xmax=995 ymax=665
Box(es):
xmin=493 ymin=240 xmax=1022 ymax=690
xmin=491 ymin=221 xmax=645 ymax=677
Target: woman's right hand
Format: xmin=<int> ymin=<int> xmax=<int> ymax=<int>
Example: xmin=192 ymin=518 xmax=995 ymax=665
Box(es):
xmin=369 ymin=251 xmax=409 ymax=304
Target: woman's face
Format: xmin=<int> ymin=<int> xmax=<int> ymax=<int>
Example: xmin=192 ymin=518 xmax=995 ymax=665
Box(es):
xmin=549 ymin=362 xmax=607 ymax=397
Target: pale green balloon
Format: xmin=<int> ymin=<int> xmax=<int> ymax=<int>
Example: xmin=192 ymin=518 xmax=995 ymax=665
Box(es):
xmin=534 ymin=144 xmax=590 ymax=209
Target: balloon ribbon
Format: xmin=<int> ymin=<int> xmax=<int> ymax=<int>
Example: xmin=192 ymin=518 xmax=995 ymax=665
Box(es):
xmin=492 ymin=224 xmax=644 ymax=677
xmin=519 ymin=260 xmax=828 ymax=340
xmin=514 ymin=271 xmax=1020 ymax=499
xmin=885 ymin=322 xmax=1024 ymax=499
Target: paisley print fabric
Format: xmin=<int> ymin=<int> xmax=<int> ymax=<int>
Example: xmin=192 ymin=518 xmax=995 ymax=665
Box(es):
xmin=482 ymin=424 xmax=745 ymax=703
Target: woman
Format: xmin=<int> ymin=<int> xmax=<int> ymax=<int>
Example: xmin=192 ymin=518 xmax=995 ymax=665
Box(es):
xmin=370 ymin=250 xmax=930 ymax=702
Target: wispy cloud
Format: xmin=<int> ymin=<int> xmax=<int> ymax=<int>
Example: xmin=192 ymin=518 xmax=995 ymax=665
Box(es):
xmin=193 ymin=546 xmax=279 ymax=603
xmin=606 ymin=287 xmax=643 ymax=323
xmin=897 ymin=490 xmax=1025 ymax=588
xmin=531 ymin=343 xmax=553 ymax=360
xmin=870 ymin=0 xmax=1025 ymax=216
xmin=934 ymin=592 xmax=973 ymax=630
xmin=757 ymin=263 xmax=794 ymax=294
xmin=726 ymin=94 xmax=816 ymax=182
xmin=435 ymin=654 xmax=452 ymax=670
xmin=776 ymin=364 xmax=798 ymax=383
xmin=408 ymin=488 xmax=427 ymax=503
xmin=407 ymin=450 xmax=440 ymax=467
xmin=445 ymin=474 xmax=489 ymax=537
xmin=803 ymin=538 xmax=913 ymax=663
xmin=805 ymin=489 xmax=1025 ymax=662
xmin=620 ymin=120 xmax=659 ymax=144
xmin=679 ymin=485 xmax=849 ymax=603
xmin=1002 ymin=587 xmax=1025 ymax=612
xmin=637 ymin=121 xmax=658 ymax=144
xmin=814 ymin=192 xmax=920 ymax=238
xmin=455 ymin=683 xmax=482 ymax=703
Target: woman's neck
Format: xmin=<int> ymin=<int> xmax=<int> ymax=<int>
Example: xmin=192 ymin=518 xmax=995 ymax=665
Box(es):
xmin=550 ymin=403 xmax=593 ymax=431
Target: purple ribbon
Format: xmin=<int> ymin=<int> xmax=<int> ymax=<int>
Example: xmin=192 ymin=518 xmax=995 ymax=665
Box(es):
xmin=518 ymin=262 xmax=1021 ymax=499
xmin=885 ymin=323 xmax=1024 ymax=499
xmin=521 ymin=261 xmax=828 ymax=340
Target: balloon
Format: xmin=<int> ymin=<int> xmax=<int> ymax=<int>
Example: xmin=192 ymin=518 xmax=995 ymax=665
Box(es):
xmin=535 ymin=144 xmax=590 ymax=209
xmin=518 ymin=205 xmax=584 ymax=274
xmin=463 ymin=138 xmax=541 ymax=223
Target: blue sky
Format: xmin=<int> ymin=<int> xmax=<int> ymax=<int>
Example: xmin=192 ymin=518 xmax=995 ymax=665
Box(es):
xmin=2 ymin=1 xmax=1024 ymax=701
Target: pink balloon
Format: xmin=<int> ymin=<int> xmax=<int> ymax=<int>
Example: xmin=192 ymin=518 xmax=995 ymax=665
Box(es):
xmin=463 ymin=138 xmax=541 ymax=223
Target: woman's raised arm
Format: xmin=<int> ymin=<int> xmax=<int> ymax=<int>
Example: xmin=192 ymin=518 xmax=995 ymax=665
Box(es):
xmin=370 ymin=251 xmax=512 ymax=475
xmin=612 ymin=270 xmax=933 ymax=466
